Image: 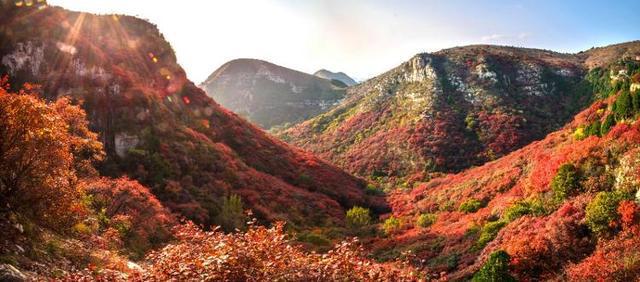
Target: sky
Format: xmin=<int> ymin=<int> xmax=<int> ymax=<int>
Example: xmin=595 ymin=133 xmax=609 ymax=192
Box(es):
xmin=48 ymin=0 xmax=640 ymax=83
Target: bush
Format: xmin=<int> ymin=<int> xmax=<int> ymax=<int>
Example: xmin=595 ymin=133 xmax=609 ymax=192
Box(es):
xmin=502 ymin=198 xmax=546 ymax=222
xmin=365 ymin=183 xmax=384 ymax=195
xmin=345 ymin=206 xmax=371 ymax=228
xmin=459 ymin=199 xmax=483 ymax=213
xmin=573 ymin=126 xmax=587 ymax=140
xmin=476 ymin=220 xmax=507 ymax=249
xmin=416 ymin=213 xmax=437 ymax=228
xmin=472 ymin=250 xmax=515 ymax=282
xmin=382 ymin=216 xmax=401 ymax=235
xmin=551 ymin=163 xmax=579 ymax=203
xmin=84 ymin=177 xmax=177 ymax=258
xmin=585 ymin=191 xmax=626 ymax=236
xmin=142 ymin=221 xmax=419 ymax=281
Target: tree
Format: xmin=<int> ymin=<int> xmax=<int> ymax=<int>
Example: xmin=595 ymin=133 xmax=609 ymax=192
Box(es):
xmin=345 ymin=206 xmax=371 ymax=228
xmin=551 ymin=163 xmax=579 ymax=203
xmin=615 ymin=89 xmax=632 ymax=120
xmin=586 ymin=119 xmax=601 ymax=137
xmin=0 ymin=83 xmax=101 ymax=228
xmin=472 ymin=250 xmax=515 ymax=282
xmin=216 ymin=194 xmax=246 ymax=232
xmin=601 ymin=114 xmax=615 ymax=136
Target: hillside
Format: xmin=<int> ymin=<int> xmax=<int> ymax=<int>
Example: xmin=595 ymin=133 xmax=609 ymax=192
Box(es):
xmin=282 ymin=45 xmax=598 ymax=185
xmin=0 ymin=2 xmax=385 ymax=229
xmin=200 ymin=59 xmax=347 ymax=129
xmin=314 ymin=69 xmax=358 ymax=86
xmin=372 ymin=57 xmax=640 ymax=280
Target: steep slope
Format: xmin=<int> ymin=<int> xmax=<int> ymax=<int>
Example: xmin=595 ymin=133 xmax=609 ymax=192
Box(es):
xmin=282 ymin=45 xmax=593 ymax=182
xmin=0 ymin=2 xmax=385 ymax=228
xmin=200 ymin=59 xmax=347 ymax=129
xmin=374 ymin=57 xmax=640 ymax=280
xmin=314 ymin=69 xmax=358 ymax=86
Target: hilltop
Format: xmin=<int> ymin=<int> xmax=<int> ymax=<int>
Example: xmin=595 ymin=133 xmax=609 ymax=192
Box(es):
xmin=200 ymin=59 xmax=347 ymax=129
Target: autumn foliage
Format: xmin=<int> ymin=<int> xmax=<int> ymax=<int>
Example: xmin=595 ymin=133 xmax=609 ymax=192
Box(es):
xmin=0 ymin=81 xmax=101 ymax=229
xmin=143 ymin=220 xmax=419 ymax=281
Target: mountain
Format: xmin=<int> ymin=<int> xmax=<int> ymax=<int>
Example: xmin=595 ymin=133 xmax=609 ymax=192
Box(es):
xmin=314 ymin=69 xmax=358 ymax=86
xmin=0 ymin=2 xmax=385 ymax=228
xmin=378 ymin=53 xmax=640 ymax=279
xmin=200 ymin=59 xmax=347 ymax=129
xmin=281 ymin=44 xmax=636 ymax=184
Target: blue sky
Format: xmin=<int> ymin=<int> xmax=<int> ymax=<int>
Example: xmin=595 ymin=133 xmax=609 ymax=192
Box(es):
xmin=49 ymin=0 xmax=640 ymax=83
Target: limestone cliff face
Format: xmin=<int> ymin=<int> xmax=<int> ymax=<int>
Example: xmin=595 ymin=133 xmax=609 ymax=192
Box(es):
xmin=200 ymin=59 xmax=346 ymax=129
xmin=281 ymin=45 xmax=593 ymax=180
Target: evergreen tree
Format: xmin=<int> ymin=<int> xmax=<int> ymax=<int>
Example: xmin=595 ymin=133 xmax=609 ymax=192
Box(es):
xmin=587 ymin=120 xmax=601 ymax=137
xmin=615 ymin=89 xmax=632 ymax=120
xmin=217 ymin=194 xmax=245 ymax=232
xmin=601 ymin=114 xmax=616 ymax=136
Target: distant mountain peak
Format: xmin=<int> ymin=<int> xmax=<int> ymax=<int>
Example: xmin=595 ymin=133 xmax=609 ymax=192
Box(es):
xmin=313 ymin=69 xmax=357 ymax=86
xmin=200 ymin=59 xmax=347 ymax=129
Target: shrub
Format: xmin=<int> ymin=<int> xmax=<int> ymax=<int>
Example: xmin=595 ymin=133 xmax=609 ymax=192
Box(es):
xmin=585 ymin=191 xmax=626 ymax=236
xmin=345 ymin=206 xmax=371 ymax=228
xmin=84 ymin=177 xmax=176 ymax=258
xmin=365 ymin=183 xmax=384 ymax=195
xmin=551 ymin=163 xmax=579 ymax=203
xmin=143 ymin=221 xmax=419 ymax=281
xmin=459 ymin=199 xmax=483 ymax=213
xmin=416 ymin=213 xmax=437 ymax=228
xmin=502 ymin=197 xmax=547 ymax=222
xmin=573 ymin=126 xmax=587 ymax=140
xmin=382 ymin=216 xmax=401 ymax=235
xmin=472 ymin=250 xmax=515 ymax=282
xmin=476 ymin=220 xmax=507 ymax=249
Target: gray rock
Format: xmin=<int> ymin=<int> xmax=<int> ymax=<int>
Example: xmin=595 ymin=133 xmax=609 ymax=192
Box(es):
xmin=0 ymin=264 xmax=27 ymax=282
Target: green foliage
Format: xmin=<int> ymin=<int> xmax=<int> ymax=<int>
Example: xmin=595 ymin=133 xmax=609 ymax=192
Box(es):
xmin=382 ymin=216 xmax=401 ymax=235
xmin=601 ymin=114 xmax=616 ymax=136
xmin=365 ymin=183 xmax=384 ymax=196
xmin=459 ymin=199 xmax=483 ymax=213
xmin=501 ymin=198 xmax=546 ymax=222
xmin=476 ymin=220 xmax=507 ymax=250
xmin=296 ymin=232 xmax=332 ymax=248
xmin=416 ymin=213 xmax=437 ymax=228
xmin=585 ymin=191 xmax=627 ymax=236
xmin=615 ymin=89 xmax=632 ymax=120
xmin=345 ymin=206 xmax=371 ymax=228
xmin=573 ymin=126 xmax=587 ymax=140
xmin=551 ymin=163 xmax=580 ymax=203
xmin=216 ymin=194 xmax=246 ymax=232
xmin=472 ymin=250 xmax=516 ymax=282
xmin=585 ymin=119 xmax=601 ymax=137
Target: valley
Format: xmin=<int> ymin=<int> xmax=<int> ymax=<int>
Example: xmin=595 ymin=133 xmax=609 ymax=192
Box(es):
xmin=2 ymin=0 xmax=640 ymax=281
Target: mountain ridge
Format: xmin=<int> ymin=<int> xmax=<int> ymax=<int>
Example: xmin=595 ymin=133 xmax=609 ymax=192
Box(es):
xmin=200 ymin=58 xmax=347 ymax=129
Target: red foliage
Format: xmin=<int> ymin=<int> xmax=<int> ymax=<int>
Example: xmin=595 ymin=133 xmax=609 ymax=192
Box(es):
xmin=83 ymin=177 xmax=177 ymax=255
xmin=143 ymin=221 xmax=419 ymax=281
